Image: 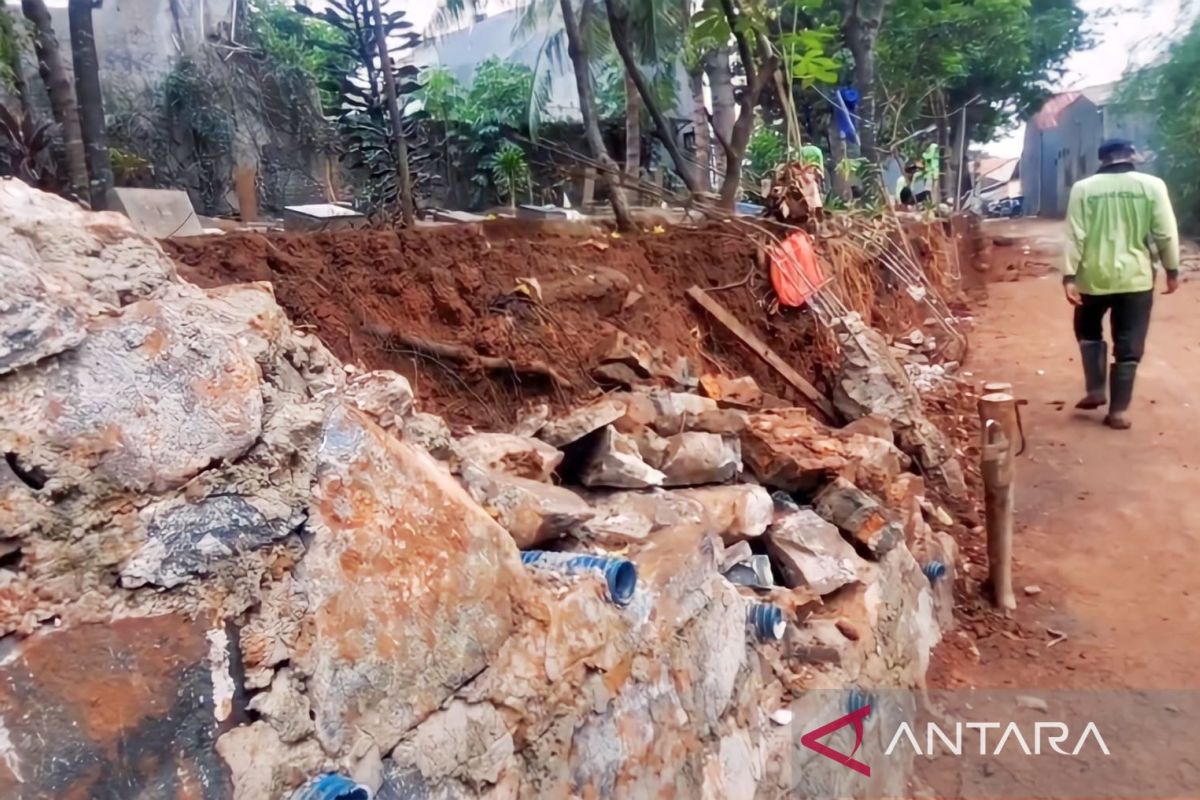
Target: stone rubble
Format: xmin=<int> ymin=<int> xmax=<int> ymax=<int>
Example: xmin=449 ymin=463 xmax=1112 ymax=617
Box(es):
xmin=0 ymin=180 xmax=963 ymax=799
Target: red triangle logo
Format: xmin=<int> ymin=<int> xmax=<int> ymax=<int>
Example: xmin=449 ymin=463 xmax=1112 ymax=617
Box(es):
xmin=800 ymin=704 xmax=872 ymax=777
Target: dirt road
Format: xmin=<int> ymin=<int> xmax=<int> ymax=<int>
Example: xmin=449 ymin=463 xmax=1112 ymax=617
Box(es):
xmin=933 ymin=218 xmax=1200 ymax=690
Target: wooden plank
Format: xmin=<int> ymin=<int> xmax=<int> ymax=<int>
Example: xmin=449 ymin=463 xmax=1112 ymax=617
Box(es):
xmin=686 ymin=286 xmax=836 ymax=419
xmin=979 ymin=391 xmax=1017 ymax=611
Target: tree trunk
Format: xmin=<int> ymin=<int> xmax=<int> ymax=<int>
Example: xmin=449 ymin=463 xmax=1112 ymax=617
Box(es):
xmin=68 ymin=0 xmax=110 ymax=209
xmin=623 ymin=69 xmax=640 ymax=180
xmin=370 ymin=0 xmax=414 ymax=225
xmin=703 ymin=47 xmax=735 ymax=182
xmin=604 ymin=0 xmax=700 ymax=194
xmin=828 ymin=119 xmax=851 ymax=200
xmin=561 ymin=0 xmax=632 ymax=230
xmin=842 ymin=0 xmax=890 ymax=167
xmin=22 ymin=0 xmax=89 ymax=203
xmin=713 ymin=0 xmax=777 ymax=208
xmin=689 ymin=69 xmax=710 ymax=192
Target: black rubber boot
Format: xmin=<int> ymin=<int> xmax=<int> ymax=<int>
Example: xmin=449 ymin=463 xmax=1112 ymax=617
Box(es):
xmin=1075 ymin=340 xmax=1107 ymax=409
xmin=1105 ymin=361 xmax=1138 ymax=430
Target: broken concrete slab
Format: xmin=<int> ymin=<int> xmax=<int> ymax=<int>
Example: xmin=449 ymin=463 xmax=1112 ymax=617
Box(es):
xmin=646 ymin=390 xmax=720 ymax=433
xmin=108 ymin=186 xmax=205 ymax=238
xmin=765 ymin=509 xmax=865 ymax=594
xmin=0 ymin=614 xmax=232 ymax=799
xmin=579 ymin=425 xmax=666 ymax=489
xmin=723 ymin=555 xmax=775 ymax=589
xmin=814 ymin=478 xmax=904 ymax=558
xmin=300 ymin=404 xmax=529 ymax=756
xmin=455 ymin=432 xmax=563 ymax=482
xmin=460 ymin=463 xmax=592 ymax=548
xmin=658 ymin=431 xmax=742 ymax=486
xmin=538 ymin=397 xmax=628 ymax=447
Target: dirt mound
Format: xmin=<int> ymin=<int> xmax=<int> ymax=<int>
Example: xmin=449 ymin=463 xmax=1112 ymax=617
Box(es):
xmin=168 ymin=223 xmax=833 ymax=427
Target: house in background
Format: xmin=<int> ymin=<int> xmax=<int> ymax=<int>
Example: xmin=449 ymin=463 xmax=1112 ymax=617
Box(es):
xmin=1019 ymin=82 xmax=1155 ymax=217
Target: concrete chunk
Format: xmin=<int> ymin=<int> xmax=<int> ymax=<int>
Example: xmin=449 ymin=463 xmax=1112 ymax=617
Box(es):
xmin=814 ymin=477 xmax=903 ymax=558
xmin=460 ymin=463 xmax=592 ymax=548
xmin=658 ymin=431 xmax=742 ymax=486
xmin=539 ymin=397 xmax=627 ymax=447
xmin=579 ymin=425 xmax=666 ymax=489
xmin=765 ymin=509 xmax=865 ymax=594
xmin=456 ymin=432 xmax=563 ymax=482
xmin=673 ymin=484 xmax=774 ymax=541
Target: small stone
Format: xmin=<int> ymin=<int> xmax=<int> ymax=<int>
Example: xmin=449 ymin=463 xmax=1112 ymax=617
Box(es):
xmin=1016 ymin=695 xmax=1049 ymax=712
xmin=770 ymin=708 xmax=794 ymax=726
xmin=1023 ymin=584 xmax=1042 ymax=596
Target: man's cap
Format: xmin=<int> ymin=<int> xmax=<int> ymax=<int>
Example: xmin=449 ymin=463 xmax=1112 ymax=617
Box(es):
xmin=1098 ymin=139 xmax=1136 ymax=161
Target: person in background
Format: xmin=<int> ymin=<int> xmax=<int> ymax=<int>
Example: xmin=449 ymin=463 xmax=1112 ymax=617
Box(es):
xmin=798 ymin=144 xmax=827 ymax=231
xmin=895 ymin=163 xmax=918 ymax=208
xmin=1064 ymin=139 xmax=1181 ymax=430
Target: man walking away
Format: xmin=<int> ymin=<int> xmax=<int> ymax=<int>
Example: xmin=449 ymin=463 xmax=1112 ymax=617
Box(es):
xmin=1064 ymin=139 xmax=1181 ymax=429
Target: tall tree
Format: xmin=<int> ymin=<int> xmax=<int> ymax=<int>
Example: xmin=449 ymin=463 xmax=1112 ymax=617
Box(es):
xmin=604 ymin=0 xmax=701 ymax=193
xmin=21 ymin=0 xmax=89 ymax=202
xmin=68 ymin=0 xmax=110 ymax=208
xmin=708 ymin=0 xmax=779 ymax=206
xmin=560 ymin=0 xmax=632 ymax=228
xmin=841 ymin=0 xmax=891 ymax=166
xmin=369 ymin=0 xmax=414 ymax=224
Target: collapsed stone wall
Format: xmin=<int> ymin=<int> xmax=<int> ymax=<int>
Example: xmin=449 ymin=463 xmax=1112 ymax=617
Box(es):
xmin=0 ymin=179 xmax=957 ymax=799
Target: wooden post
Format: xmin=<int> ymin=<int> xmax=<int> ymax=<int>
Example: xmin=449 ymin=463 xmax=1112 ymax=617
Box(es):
xmin=979 ymin=391 xmax=1017 ymax=610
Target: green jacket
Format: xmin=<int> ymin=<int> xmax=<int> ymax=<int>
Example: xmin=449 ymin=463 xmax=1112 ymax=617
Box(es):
xmin=1064 ymin=165 xmax=1180 ymax=295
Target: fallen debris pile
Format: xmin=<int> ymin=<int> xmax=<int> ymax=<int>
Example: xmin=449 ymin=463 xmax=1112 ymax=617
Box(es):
xmin=2 ymin=179 xmax=965 ymax=799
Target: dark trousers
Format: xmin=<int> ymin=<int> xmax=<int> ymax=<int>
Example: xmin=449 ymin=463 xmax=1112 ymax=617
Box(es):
xmin=1073 ymin=290 xmax=1154 ymax=363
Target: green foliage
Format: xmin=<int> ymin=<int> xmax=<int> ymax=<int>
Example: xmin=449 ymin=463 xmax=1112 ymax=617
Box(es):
xmin=744 ymin=122 xmax=787 ymax=184
xmin=594 ymin=54 xmax=678 ymax=121
xmin=777 ymin=28 xmax=840 ymax=86
xmin=876 ymin=0 xmax=1088 ymax=145
xmin=297 ymin=0 xmax=428 ymax=215
xmin=250 ymin=0 xmax=354 ymax=109
xmin=1115 ymin=19 xmax=1200 ymax=230
xmin=0 ymin=1 xmax=19 ymax=93
xmin=419 ymin=67 xmax=465 ymax=123
xmin=162 ymin=59 xmax=235 ymax=210
xmin=485 ymin=141 xmax=531 ymax=207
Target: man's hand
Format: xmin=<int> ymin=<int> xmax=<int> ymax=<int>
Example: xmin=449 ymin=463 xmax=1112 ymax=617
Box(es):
xmin=1064 ymin=281 xmax=1083 ymax=306
xmin=1164 ymin=273 xmax=1181 ymax=294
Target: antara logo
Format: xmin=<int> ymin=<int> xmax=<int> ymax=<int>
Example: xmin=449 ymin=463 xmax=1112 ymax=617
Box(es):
xmin=800 ymin=705 xmax=873 ymax=777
